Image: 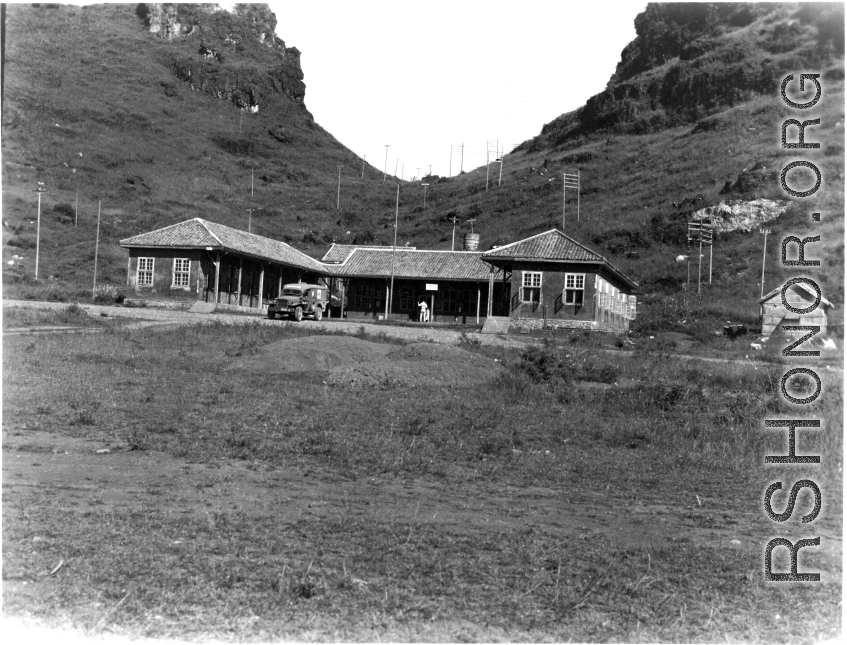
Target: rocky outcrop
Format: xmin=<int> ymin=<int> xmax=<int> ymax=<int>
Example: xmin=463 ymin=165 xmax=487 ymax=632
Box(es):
xmin=139 ymin=3 xmax=306 ymax=108
xmin=524 ymin=2 xmax=844 ymax=150
xmin=691 ymin=199 xmax=790 ymax=233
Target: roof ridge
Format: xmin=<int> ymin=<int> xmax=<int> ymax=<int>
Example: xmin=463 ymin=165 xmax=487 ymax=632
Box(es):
xmin=482 ymin=229 xmax=559 ymax=254
xmin=196 ymin=218 xmax=223 ymax=246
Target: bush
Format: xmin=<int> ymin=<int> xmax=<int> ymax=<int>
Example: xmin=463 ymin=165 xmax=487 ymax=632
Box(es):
xmin=93 ymin=284 xmax=125 ymax=304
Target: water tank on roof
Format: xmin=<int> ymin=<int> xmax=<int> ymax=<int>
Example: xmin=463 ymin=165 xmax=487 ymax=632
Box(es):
xmin=462 ymin=233 xmax=479 ymax=251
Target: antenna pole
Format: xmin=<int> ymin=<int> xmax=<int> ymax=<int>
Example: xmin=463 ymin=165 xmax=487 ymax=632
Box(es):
xmin=450 ymin=215 xmax=458 ymax=251
xmin=34 ymin=183 xmax=45 ymax=282
xmin=383 ymin=145 xmax=390 ymax=183
xmin=92 ymin=200 xmax=101 ymax=297
xmin=389 ymin=184 xmax=399 ymax=319
xmin=562 ymin=175 xmax=566 ymax=230
xmin=336 ymin=165 xmax=342 ymax=210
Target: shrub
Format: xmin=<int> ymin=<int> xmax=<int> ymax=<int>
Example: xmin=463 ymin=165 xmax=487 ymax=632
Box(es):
xmin=93 ymin=284 xmax=125 ymax=304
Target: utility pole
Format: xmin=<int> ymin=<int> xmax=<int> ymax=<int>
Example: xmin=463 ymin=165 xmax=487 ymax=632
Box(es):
xmin=460 ymin=143 xmax=464 ymax=173
xmin=485 ymin=150 xmax=490 ymax=191
xmin=416 ymin=167 xmax=421 ymax=181
xmin=395 ymin=159 xmax=399 ymax=178
xmin=336 ymin=165 xmax=342 ymax=210
xmin=251 ymin=166 xmax=254 ymax=197
xmin=760 ymin=228 xmax=770 ymax=298
xmin=388 ymin=183 xmax=399 ymax=319
xmin=450 ymin=215 xmax=458 ymax=251
xmin=498 ymin=149 xmax=504 ymax=186
xmin=422 ymin=183 xmax=429 ymax=208
xmin=467 ymin=218 xmax=476 ymax=234
xmin=92 ymin=200 xmax=101 ymax=297
xmin=383 ymin=145 xmax=390 ymax=183
xmin=428 ymin=164 xmax=432 ymax=177
xmin=246 ymin=207 xmax=254 ymax=234
xmin=34 ymin=182 xmax=45 ymax=282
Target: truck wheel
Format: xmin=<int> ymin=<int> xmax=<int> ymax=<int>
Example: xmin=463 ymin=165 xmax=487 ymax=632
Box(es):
xmin=268 ymin=310 xmax=276 ymax=320
xmin=294 ymin=306 xmax=303 ymax=322
xmin=314 ymin=306 xmax=323 ymax=321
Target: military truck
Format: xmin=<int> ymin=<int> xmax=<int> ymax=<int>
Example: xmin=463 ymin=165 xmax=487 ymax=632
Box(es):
xmin=267 ymin=283 xmax=329 ymax=321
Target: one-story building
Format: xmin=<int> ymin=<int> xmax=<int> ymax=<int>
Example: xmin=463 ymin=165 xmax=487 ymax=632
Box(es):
xmin=758 ymin=281 xmax=834 ymax=335
xmin=119 ymin=218 xmax=331 ymax=311
xmin=481 ymin=229 xmax=639 ymax=332
xmin=325 ymin=245 xmax=506 ymax=323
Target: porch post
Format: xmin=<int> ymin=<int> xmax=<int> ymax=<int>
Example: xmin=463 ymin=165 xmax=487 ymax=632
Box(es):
xmin=476 ymin=286 xmax=481 ymax=324
xmin=278 ymin=271 xmax=283 ymax=297
xmin=341 ymin=279 xmax=346 ymax=319
xmin=258 ymin=264 xmax=265 ymax=310
xmin=214 ymin=253 xmax=221 ymax=304
xmin=126 ymin=255 xmax=132 ymax=287
xmin=487 ymin=267 xmax=494 ymax=317
xmin=385 ymin=281 xmax=390 ymax=319
xmin=237 ymin=257 xmax=243 ymax=306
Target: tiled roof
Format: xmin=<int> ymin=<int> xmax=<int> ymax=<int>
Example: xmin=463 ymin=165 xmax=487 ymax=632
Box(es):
xmin=483 ymin=229 xmax=604 ymax=262
xmin=333 ymin=248 xmax=499 ymax=281
xmin=482 ymin=229 xmax=638 ymax=290
xmin=322 ymin=243 xmax=416 ymax=263
xmin=120 ymin=218 xmax=329 ymax=273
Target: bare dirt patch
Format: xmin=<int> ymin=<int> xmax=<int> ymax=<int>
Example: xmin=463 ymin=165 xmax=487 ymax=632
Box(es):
xmin=226 ymin=335 xmax=505 ymax=387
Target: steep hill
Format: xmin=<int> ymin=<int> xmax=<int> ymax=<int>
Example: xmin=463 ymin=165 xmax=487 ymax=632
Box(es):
xmin=2 ymin=2 xmax=844 ymax=333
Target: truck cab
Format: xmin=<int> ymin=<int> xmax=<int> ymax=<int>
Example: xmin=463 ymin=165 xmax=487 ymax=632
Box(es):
xmin=267 ymin=283 xmax=329 ymax=322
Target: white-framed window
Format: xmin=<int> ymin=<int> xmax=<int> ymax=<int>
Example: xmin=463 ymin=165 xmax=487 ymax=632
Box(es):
xmin=564 ymin=273 xmax=584 ymax=305
xmin=522 ymin=271 xmax=542 ymax=303
xmin=172 ymin=258 xmax=190 ymax=287
xmin=137 ymin=257 xmax=154 ymax=286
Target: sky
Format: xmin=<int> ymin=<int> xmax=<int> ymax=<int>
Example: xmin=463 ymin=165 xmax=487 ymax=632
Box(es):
xmin=265 ymin=1 xmax=647 ymax=179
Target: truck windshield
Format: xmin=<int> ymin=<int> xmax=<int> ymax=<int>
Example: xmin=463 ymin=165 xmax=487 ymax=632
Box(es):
xmin=282 ymin=288 xmax=302 ymax=296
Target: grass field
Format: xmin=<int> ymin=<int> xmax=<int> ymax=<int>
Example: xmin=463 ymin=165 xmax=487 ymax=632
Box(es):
xmin=2 ymin=322 xmax=841 ymax=641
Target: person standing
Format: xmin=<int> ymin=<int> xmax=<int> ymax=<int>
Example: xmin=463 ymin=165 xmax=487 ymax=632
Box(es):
xmin=418 ymin=299 xmax=428 ymax=322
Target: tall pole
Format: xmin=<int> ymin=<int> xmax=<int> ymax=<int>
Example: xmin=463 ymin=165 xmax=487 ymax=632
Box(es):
xmin=416 ymin=167 xmax=421 ymax=181
xmin=448 ymin=149 xmax=452 ymax=178
xmin=395 ymin=159 xmax=399 ymax=178
xmin=485 ymin=151 xmax=490 ymax=191
xmin=246 ymin=208 xmax=253 ymax=233
xmin=697 ymin=238 xmax=703 ymax=295
xmin=361 ymin=155 xmax=366 ymax=180
xmin=450 ymin=215 xmax=458 ymax=252
xmin=389 ymin=184 xmax=399 ymax=319
xmin=401 ymin=163 xmax=404 ymax=181
xmin=34 ymin=183 xmax=44 ymax=282
xmin=562 ymin=175 xmax=566 ymax=230
xmin=760 ymin=229 xmax=770 ymax=298
xmin=577 ymin=170 xmax=580 ymax=222
xmin=460 ymin=144 xmax=464 ymax=173
xmin=92 ymin=200 xmax=101 ymax=297
xmin=422 ymin=183 xmax=429 ymax=208
xmin=498 ymin=153 xmax=504 ymax=186
xmin=336 ymin=165 xmax=342 ymax=210
xmin=383 ymin=145 xmax=390 ymax=183
xmin=251 ymin=166 xmax=254 ymax=197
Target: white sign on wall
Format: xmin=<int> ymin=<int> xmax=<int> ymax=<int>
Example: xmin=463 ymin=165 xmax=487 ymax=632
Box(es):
xmin=425 ymin=283 xmax=438 ymax=291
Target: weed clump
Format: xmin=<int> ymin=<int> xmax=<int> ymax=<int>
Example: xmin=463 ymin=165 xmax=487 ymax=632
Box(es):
xmin=93 ymin=284 xmax=125 ymax=304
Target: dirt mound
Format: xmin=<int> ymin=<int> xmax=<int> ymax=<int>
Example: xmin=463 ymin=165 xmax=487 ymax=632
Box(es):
xmin=228 ymin=335 xmax=503 ymax=387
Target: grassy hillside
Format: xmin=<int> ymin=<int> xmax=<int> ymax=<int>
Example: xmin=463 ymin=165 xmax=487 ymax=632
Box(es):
xmin=2 ymin=3 xmax=843 ymax=335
